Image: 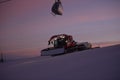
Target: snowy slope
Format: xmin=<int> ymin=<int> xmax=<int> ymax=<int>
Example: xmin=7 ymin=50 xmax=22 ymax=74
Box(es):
xmin=0 ymin=45 xmax=120 ymax=80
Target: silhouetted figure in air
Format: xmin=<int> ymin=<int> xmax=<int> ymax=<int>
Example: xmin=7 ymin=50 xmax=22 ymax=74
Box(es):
xmin=51 ymin=0 xmax=63 ymax=16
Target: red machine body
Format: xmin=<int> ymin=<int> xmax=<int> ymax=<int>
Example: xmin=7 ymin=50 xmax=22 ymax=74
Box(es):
xmin=41 ymin=34 xmax=92 ymax=56
xmin=48 ymin=34 xmax=76 ymax=49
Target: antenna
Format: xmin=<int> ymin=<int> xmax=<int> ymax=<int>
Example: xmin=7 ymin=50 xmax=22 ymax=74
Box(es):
xmin=0 ymin=51 xmax=4 ymax=63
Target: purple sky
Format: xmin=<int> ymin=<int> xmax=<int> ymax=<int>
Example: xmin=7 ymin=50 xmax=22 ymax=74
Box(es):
xmin=0 ymin=0 xmax=120 ymax=58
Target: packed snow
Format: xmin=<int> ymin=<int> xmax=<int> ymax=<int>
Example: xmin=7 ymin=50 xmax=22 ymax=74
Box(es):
xmin=0 ymin=45 xmax=120 ymax=80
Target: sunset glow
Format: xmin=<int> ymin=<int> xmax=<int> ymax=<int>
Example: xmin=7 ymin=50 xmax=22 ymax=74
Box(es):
xmin=0 ymin=0 xmax=120 ymax=59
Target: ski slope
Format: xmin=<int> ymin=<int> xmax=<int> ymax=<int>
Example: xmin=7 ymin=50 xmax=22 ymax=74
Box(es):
xmin=0 ymin=45 xmax=120 ymax=80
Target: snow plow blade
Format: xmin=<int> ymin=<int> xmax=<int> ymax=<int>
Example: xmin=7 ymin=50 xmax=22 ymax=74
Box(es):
xmin=41 ymin=48 xmax=65 ymax=56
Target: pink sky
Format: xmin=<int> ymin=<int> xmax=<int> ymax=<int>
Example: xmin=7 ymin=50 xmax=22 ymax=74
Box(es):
xmin=0 ymin=0 xmax=120 ymax=59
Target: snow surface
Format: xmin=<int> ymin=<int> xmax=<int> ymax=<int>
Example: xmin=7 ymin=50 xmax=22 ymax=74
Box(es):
xmin=0 ymin=45 xmax=120 ymax=80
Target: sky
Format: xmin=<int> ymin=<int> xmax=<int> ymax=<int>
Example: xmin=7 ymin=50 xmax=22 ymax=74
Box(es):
xmin=0 ymin=0 xmax=120 ymax=59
